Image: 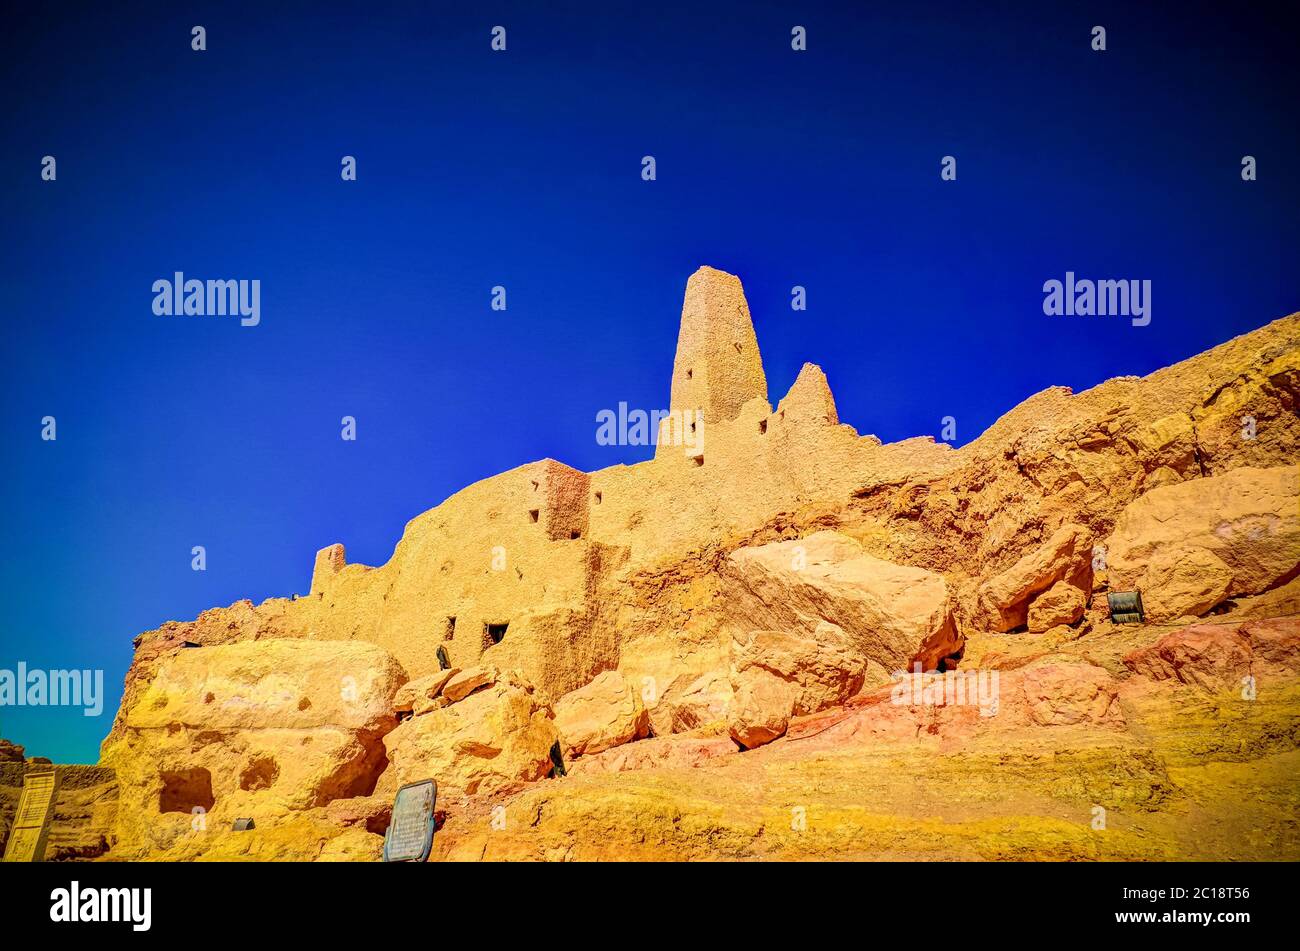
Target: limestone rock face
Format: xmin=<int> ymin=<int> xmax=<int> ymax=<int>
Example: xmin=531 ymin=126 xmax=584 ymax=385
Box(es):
xmin=101 ymin=640 xmax=405 ymax=857
xmin=553 ymin=670 xmax=649 ymax=758
xmin=720 ymin=531 xmax=961 ymax=678
xmin=379 ymin=674 xmax=558 ymax=800
xmin=1106 ymin=465 xmax=1300 ymax=620
xmin=977 ymin=524 xmax=1093 ymax=632
xmin=1027 ymin=581 xmax=1087 ymax=632
xmin=727 ymin=623 xmax=866 ymax=748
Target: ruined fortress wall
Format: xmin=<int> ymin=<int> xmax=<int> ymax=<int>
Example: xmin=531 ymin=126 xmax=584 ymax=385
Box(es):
xmin=115 ymin=267 xmax=1300 ymax=724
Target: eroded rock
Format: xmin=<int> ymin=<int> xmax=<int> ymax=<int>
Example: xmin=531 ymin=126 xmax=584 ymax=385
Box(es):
xmin=101 ymin=639 xmax=405 ymax=857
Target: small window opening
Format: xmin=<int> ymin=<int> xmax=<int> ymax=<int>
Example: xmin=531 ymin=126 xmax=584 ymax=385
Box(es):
xmin=443 ymin=616 xmax=456 ymax=640
xmin=529 ymin=509 xmax=539 ymax=523
xmin=693 ymin=455 xmax=704 ymax=467
xmin=594 ymin=491 xmax=602 ymax=504
xmin=484 ymin=622 xmax=508 ymax=648
xmin=570 ymin=530 xmax=581 ymax=540
xmin=759 ymin=419 xmax=768 ymax=434
xmin=686 ymin=368 xmax=693 ymax=380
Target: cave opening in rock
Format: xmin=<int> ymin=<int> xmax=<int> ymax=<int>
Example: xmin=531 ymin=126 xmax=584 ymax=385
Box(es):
xmin=159 ymin=767 xmax=215 ymax=814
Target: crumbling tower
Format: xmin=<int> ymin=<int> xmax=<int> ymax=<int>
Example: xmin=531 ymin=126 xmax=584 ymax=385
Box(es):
xmin=656 ymin=265 xmax=769 ymax=458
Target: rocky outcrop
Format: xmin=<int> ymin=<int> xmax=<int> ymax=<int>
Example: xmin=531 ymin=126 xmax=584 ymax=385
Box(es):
xmin=1106 ymin=465 xmax=1300 ymax=620
xmin=82 ymin=266 xmax=1300 ymax=862
xmin=102 ymin=639 xmax=405 ymax=856
xmin=976 ymin=524 xmax=1093 ymax=632
xmin=553 ymin=670 xmax=649 ymax=758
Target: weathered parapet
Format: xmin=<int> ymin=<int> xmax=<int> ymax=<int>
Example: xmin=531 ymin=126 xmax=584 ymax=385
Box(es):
xmin=311 ymin=543 xmax=347 ymax=595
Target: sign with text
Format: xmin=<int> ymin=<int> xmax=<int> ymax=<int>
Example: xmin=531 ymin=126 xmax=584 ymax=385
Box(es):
xmin=3 ymin=768 xmax=59 ymax=862
xmin=383 ymin=779 xmax=437 ymax=863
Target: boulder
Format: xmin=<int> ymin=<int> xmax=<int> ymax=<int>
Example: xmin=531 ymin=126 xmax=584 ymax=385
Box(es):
xmin=1026 ymin=581 xmax=1087 ymax=632
xmin=725 ymin=623 xmax=868 ymax=749
xmin=1013 ymin=663 xmax=1125 ymax=728
xmin=728 ymin=671 xmax=800 ymax=749
xmin=616 ymin=636 xmax=731 ymax=736
xmin=1106 ymin=465 xmax=1300 ymax=620
xmin=719 ymin=531 xmax=961 ymax=677
xmin=380 ymin=673 xmax=558 ymax=799
xmin=977 ymin=524 xmax=1093 ymax=632
xmin=553 ymin=670 xmax=649 ymax=758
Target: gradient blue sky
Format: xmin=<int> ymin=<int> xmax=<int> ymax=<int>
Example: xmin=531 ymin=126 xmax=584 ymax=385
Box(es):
xmin=2 ymin=1 xmax=1296 ymax=762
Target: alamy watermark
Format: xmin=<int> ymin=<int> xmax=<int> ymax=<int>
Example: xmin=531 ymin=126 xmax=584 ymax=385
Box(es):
xmin=890 ymin=663 xmax=999 ymax=717
xmin=596 ymin=403 xmax=705 ymax=457
xmin=0 ymin=663 xmax=104 ymax=716
xmin=152 ymin=273 xmax=260 ymax=327
xmin=1042 ymin=272 xmax=1150 ymax=327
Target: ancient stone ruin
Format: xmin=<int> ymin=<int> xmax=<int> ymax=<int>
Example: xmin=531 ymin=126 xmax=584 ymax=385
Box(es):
xmin=5 ymin=265 xmax=1298 ymax=861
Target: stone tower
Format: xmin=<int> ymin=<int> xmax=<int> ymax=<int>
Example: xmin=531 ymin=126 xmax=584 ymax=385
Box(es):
xmin=656 ymin=266 xmax=768 ymax=458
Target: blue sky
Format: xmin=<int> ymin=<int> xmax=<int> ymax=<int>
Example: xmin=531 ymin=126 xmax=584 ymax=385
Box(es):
xmin=1 ymin=1 xmax=1296 ymax=762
